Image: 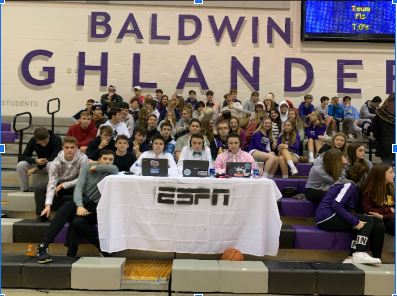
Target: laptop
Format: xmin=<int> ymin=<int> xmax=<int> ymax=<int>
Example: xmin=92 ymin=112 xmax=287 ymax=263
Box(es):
xmin=142 ymin=158 xmax=168 ymax=177
xmin=226 ymin=162 xmax=252 ymax=178
xmin=182 ymin=160 xmax=209 ymax=177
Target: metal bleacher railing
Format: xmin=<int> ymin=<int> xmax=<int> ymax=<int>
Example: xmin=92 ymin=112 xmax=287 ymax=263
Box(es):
xmin=13 ymin=111 xmax=32 ymax=159
xmin=13 ymin=97 xmax=61 ymax=158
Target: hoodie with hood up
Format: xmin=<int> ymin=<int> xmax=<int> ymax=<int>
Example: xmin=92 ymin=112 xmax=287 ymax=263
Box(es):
xmin=278 ymin=100 xmax=289 ymax=123
xmin=45 ymin=150 xmax=88 ymax=205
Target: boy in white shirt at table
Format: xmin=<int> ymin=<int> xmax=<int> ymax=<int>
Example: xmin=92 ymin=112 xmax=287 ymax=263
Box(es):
xmin=130 ymin=135 xmax=178 ymax=176
xmin=177 ymin=133 xmax=213 ymax=174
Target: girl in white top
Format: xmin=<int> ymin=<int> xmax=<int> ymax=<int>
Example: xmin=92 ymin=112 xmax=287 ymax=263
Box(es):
xmin=130 ymin=135 xmax=178 ymax=176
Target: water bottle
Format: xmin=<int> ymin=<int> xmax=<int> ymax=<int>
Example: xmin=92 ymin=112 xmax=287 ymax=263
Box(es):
xmin=209 ymin=168 xmax=216 ymax=177
xmin=253 ymin=168 xmax=260 ymax=178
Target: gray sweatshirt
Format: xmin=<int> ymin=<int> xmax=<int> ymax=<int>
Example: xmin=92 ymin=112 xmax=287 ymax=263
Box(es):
xmin=305 ymin=155 xmax=336 ymax=191
xmin=45 ymin=150 xmax=88 ymax=205
xmin=73 ymin=163 xmax=119 ymax=207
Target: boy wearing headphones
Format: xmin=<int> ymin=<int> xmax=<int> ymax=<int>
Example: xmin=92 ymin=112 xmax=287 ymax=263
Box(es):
xmin=175 ymin=118 xmax=210 ymax=160
xmin=177 ymin=133 xmax=213 ymax=174
xmin=214 ymin=133 xmax=258 ymax=174
xmin=130 ymin=135 xmax=178 ymax=176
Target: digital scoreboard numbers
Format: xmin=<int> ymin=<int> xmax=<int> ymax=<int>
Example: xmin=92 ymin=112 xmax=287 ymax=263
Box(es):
xmin=302 ymin=0 xmax=395 ymax=42
xmin=351 ymin=5 xmax=371 ymax=31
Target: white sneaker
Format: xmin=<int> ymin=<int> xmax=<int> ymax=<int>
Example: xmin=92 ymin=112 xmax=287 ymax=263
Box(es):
xmin=352 ymin=252 xmax=382 ymax=264
xmin=291 ymin=168 xmax=299 ymax=176
xmin=309 ymin=157 xmax=315 ymax=164
xmin=342 ymin=257 xmax=353 ymax=264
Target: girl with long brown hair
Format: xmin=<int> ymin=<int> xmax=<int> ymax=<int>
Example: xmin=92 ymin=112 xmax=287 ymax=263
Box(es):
xmin=277 ymin=120 xmax=301 ymax=177
xmin=347 ymin=142 xmax=373 ymax=173
xmin=305 ymin=149 xmax=344 ymax=204
xmin=360 ymin=164 xmax=395 ymax=236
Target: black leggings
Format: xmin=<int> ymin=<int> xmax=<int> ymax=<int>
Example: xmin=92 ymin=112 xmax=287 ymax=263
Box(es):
xmin=67 ymin=200 xmax=100 ymax=257
xmin=42 ymin=200 xmax=100 ymax=257
xmin=318 ymin=213 xmax=385 ymax=258
xmin=305 ymin=188 xmax=326 ymax=204
xmin=384 ymin=218 xmax=395 ymax=236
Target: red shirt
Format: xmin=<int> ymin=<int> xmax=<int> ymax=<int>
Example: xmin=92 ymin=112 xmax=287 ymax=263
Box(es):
xmin=66 ymin=121 xmax=98 ymax=147
xmin=361 ymin=192 xmax=395 ymax=220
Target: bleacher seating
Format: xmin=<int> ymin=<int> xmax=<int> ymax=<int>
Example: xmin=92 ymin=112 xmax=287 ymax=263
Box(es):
xmin=1 ymin=116 xmax=394 ymax=295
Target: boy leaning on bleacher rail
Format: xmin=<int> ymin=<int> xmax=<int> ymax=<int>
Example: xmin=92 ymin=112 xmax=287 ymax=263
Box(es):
xmin=16 ymin=127 xmax=62 ymax=192
xmin=34 ymin=136 xmax=88 ymax=222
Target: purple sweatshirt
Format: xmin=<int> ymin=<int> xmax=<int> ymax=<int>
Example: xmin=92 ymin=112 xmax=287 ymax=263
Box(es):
xmin=305 ymin=124 xmax=326 ymax=140
xmin=277 ymin=133 xmax=301 ymax=155
xmin=247 ymin=131 xmax=271 ymax=153
xmin=315 ymin=181 xmax=360 ymax=227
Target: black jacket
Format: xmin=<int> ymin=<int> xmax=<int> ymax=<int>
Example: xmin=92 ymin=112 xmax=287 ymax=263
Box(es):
xmin=86 ymin=136 xmax=116 ymax=160
xmin=20 ymin=132 xmax=62 ymax=169
xmin=373 ymin=109 xmax=395 ymax=160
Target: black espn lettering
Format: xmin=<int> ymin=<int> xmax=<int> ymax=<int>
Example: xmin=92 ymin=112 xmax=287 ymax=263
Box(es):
xmin=158 ymin=187 xmax=176 ymax=204
xmin=157 ymin=187 xmax=230 ymax=206
xmin=176 ymin=194 xmax=193 ymax=204
xmin=212 ymin=189 xmax=230 ymax=206
xmin=194 ymin=193 xmax=211 ymax=204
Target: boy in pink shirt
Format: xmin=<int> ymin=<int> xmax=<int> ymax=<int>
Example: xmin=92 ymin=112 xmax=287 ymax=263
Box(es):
xmin=214 ymin=133 xmax=258 ymax=174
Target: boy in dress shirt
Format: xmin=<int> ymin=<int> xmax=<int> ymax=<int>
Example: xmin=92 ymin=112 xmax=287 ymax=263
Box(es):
xmin=130 ymin=135 xmax=178 ymax=176
xmin=214 ymin=133 xmax=258 ymax=174
xmin=177 ymin=133 xmax=213 ymax=174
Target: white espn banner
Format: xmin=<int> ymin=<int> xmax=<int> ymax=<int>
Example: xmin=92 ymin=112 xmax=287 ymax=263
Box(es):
xmin=97 ymin=175 xmax=282 ymax=256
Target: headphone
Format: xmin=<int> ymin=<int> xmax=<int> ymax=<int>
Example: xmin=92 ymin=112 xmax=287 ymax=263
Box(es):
xmin=150 ymin=135 xmax=166 ymax=151
xmin=189 ymin=133 xmax=205 ymax=150
xmin=226 ymin=133 xmax=241 ymax=151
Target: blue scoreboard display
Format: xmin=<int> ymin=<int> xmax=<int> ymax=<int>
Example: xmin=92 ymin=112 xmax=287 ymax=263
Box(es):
xmin=301 ymin=0 xmax=395 ymax=42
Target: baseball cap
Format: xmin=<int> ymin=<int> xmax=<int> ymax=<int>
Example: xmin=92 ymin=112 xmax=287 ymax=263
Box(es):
xmin=92 ymin=102 xmax=103 ymax=110
xmin=134 ymin=86 xmax=142 ymax=90
xmin=254 ymin=102 xmax=265 ymax=108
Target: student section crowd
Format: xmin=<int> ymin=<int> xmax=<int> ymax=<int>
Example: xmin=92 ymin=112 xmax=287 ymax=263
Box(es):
xmin=15 ymin=85 xmax=395 ymax=265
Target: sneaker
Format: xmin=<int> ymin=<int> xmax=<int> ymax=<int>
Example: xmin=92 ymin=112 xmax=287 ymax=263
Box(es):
xmin=342 ymin=257 xmax=353 ymax=264
xmin=37 ymin=243 xmax=52 ymax=264
xmin=291 ymin=168 xmax=299 ymax=176
xmin=352 ymin=252 xmax=381 ymax=264
xmin=309 ymin=157 xmax=315 ymax=164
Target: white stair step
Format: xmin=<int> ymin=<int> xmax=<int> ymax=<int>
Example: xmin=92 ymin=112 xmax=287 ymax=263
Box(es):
xmin=3 ymin=191 xmax=35 ymax=211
